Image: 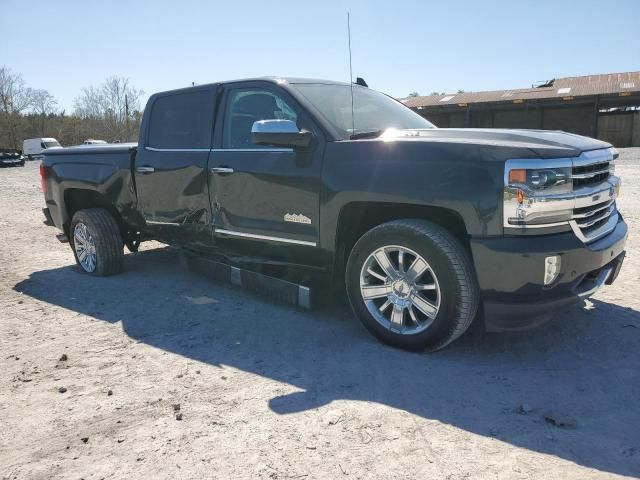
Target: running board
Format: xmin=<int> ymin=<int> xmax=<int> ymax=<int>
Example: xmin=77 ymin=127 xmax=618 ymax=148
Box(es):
xmin=180 ymin=249 xmax=312 ymax=309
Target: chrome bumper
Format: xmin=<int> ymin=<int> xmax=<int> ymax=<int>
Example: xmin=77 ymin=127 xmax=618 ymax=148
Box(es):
xmin=576 ymin=266 xmax=612 ymax=299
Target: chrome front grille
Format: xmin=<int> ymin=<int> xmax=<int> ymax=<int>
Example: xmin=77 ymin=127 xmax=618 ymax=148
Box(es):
xmin=568 ymin=150 xmax=619 ymax=243
xmin=573 ymin=199 xmax=615 ymax=224
xmin=571 ymin=161 xmax=610 ymax=187
xmin=572 ymin=199 xmax=616 ymax=237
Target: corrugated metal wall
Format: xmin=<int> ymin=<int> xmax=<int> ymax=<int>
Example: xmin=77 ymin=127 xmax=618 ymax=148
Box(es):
xmin=598 ymin=112 xmax=636 ymax=148
xmin=542 ymin=106 xmax=593 ymax=137
xmin=420 ymin=104 xmax=639 ymax=147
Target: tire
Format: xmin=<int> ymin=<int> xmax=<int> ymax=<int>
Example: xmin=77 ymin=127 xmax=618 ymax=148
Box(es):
xmin=69 ymin=208 xmax=124 ymax=276
xmin=346 ymin=219 xmax=479 ymax=351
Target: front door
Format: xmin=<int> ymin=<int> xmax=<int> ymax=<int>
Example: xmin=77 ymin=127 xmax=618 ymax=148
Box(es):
xmin=209 ymin=83 xmax=323 ymax=264
xmin=134 ymin=87 xmax=216 ymax=246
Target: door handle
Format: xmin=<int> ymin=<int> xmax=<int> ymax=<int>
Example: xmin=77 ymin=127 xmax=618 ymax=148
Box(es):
xmin=136 ymin=166 xmax=155 ymax=174
xmin=210 ymin=167 xmax=234 ymax=174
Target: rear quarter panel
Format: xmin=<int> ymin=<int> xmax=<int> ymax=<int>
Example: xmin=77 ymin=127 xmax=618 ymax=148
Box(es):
xmin=43 ymin=146 xmax=139 ymax=230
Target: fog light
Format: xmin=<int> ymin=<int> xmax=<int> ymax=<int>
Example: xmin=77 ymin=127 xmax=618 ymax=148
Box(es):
xmin=544 ymin=255 xmax=561 ymax=285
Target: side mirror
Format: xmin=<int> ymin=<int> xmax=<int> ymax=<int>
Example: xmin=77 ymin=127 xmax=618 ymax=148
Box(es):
xmin=251 ymin=120 xmax=313 ymax=149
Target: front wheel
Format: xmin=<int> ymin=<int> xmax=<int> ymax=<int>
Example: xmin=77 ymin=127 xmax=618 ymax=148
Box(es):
xmin=70 ymin=208 xmax=124 ymax=276
xmin=346 ymin=219 xmax=479 ymax=351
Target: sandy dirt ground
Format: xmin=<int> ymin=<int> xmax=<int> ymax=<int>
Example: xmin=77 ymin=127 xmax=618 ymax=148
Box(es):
xmin=1 ymin=150 xmax=639 ymax=480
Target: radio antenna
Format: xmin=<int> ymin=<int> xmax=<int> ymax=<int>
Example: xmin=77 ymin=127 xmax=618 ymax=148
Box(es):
xmin=347 ymin=12 xmax=355 ymax=136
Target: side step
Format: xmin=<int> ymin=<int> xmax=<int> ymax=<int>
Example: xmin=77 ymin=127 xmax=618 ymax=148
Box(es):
xmin=180 ymin=249 xmax=312 ymax=309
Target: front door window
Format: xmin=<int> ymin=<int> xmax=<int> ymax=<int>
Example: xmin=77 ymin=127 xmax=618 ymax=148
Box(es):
xmin=222 ymin=89 xmax=298 ymax=149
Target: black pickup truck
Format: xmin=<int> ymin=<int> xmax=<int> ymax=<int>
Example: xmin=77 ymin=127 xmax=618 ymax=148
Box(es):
xmin=41 ymin=77 xmax=627 ymax=350
xmin=1 ymin=148 xmax=25 ymax=167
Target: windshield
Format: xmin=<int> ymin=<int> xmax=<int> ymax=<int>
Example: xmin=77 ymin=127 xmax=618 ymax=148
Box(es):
xmin=291 ymin=84 xmax=435 ymax=140
xmin=43 ymin=141 xmax=61 ymax=148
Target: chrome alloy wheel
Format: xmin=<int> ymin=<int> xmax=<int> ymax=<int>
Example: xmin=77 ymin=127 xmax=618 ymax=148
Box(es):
xmin=359 ymin=245 xmax=441 ymax=334
xmin=73 ymin=222 xmax=97 ymax=273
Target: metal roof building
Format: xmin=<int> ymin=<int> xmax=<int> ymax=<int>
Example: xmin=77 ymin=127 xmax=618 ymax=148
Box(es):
xmin=403 ymin=72 xmax=640 ymax=147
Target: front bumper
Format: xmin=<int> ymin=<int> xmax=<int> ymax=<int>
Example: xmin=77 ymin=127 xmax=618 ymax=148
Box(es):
xmin=470 ymin=216 xmax=627 ymax=331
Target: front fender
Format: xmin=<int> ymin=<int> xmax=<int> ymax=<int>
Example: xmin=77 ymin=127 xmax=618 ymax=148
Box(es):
xmin=319 ymin=140 xmax=514 ymax=251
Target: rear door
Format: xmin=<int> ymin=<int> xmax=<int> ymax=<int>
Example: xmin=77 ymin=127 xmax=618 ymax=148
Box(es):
xmin=134 ymin=87 xmax=216 ymax=245
xmin=209 ymin=82 xmax=324 ymax=264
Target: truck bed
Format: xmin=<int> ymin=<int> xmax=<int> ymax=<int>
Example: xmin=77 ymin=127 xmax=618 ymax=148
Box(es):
xmin=44 ymin=143 xmax=137 ymax=157
xmin=42 ymin=143 xmax=139 ymax=231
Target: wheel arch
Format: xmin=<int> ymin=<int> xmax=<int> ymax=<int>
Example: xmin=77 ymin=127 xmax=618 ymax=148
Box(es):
xmin=63 ymin=188 xmax=124 ymax=237
xmin=333 ymin=201 xmax=470 ymax=284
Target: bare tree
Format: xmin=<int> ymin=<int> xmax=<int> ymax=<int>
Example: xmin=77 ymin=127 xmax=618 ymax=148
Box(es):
xmin=408 ymin=91 xmax=420 ymax=97
xmin=73 ymin=85 xmax=105 ymax=119
xmin=74 ymin=76 xmax=144 ymax=141
xmin=0 ymin=66 xmax=34 ymax=149
xmin=31 ymin=89 xmax=58 ymax=136
xmin=0 ymin=68 xmax=146 ymax=148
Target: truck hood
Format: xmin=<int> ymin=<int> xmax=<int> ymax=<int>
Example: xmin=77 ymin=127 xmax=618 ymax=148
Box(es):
xmin=379 ymin=128 xmax=611 ymax=159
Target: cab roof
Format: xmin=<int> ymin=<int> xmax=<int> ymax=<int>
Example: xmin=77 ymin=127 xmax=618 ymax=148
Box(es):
xmin=152 ymin=77 xmax=353 ymax=97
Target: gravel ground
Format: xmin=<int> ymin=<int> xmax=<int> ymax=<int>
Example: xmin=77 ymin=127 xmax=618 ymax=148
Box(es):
xmin=1 ymin=149 xmax=639 ymax=480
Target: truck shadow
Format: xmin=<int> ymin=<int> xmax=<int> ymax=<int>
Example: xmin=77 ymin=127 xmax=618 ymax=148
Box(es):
xmin=13 ymin=247 xmax=640 ymax=477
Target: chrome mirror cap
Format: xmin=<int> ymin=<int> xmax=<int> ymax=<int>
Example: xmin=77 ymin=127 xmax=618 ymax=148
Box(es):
xmin=251 ymin=119 xmax=313 ymax=149
xmin=251 ymin=119 xmax=299 ymax=134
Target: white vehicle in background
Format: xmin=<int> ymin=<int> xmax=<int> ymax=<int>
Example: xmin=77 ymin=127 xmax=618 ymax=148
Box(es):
xmin=23 ymin=138 xmax=62 ymax=160
xmin=82 ymin=139 xmax=107 ymax=145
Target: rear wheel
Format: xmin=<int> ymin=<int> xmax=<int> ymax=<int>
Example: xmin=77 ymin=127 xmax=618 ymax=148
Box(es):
xmin=70 ymin=208 xmax=124 ymax=276
xmin=346 ymin=219 xmax=479 ymax=351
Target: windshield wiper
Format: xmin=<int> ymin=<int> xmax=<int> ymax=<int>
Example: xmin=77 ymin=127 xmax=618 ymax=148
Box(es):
xmin=349 ymin=129 xmax=383 ymax=140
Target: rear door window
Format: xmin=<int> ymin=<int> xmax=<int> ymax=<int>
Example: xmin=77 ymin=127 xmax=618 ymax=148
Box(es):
xmin=148 ymin=90 xmax=214 ymax=149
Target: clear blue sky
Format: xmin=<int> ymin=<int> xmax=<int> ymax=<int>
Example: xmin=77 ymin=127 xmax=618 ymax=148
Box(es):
xmin=2 ymin=0 xmax=639 ymax=111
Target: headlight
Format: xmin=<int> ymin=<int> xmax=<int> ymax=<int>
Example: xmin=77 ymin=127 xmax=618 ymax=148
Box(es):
xmin=504 ymin=160 xmax=573 ymax=227
xmin=507 ymin=167 xmax=572 ymax=192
